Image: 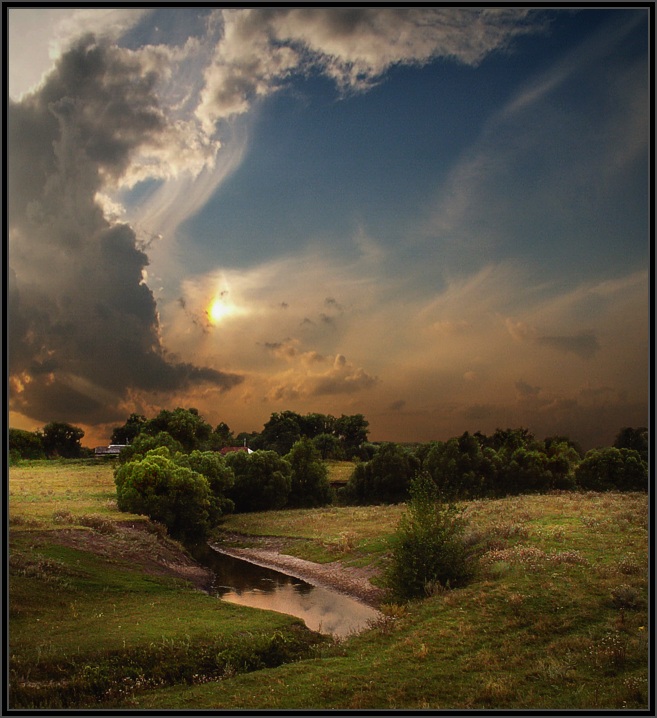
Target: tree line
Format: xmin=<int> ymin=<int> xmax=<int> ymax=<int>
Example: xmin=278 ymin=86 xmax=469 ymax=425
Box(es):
xmin=343 ymin=426 xmax=648 ymax=504
xmin=8 ymin=409 xmax=648 ymax=547
xmin=8 ymin=408 xmax=370 ymax=461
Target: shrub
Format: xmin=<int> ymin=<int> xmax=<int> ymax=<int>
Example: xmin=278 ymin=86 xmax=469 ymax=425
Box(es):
xmin=175 ymin=450 xmax=235 ymax=519
xmin=9 ymin=428 xmax=46 ymax=460
xmin=117 ymin=432 xmax=184 ymax=464
xmin=345 ymin=443 xmax=419 ymax=504
xmin=384 ymin=472 xmax=475 ymax=601
xmin=114 ymin=447 xmax=214 ymax=543
xmin=225 ymin=450 xmax=292 ymax=512
xmin=575 ymin=447 xmax=648 ymax=491
xmin=285 ymin=438 xmax=333 ymax=508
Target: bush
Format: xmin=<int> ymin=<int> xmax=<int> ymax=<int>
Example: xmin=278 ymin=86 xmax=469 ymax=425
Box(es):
xmin=175 ymin=450 xmax=235 ymax=518
xmin=117 ymin=432 xmax=184 ymax=464
xmin=114 ymin=447 xmax=215 ymax=543
xmin=384 ymin=472 xmax=475 ymax=601
xmin=575 ymin=447 xmax=648 ymax=492
xmin=345 ymin=443 xmax=419 ymax=504
xmin=285 ymin=438 xmax=333 ymax=508
xmin=9 ymin=428 xmax=46 ymax=460
xmin=225 ymin=450 xmax=292 ymax=512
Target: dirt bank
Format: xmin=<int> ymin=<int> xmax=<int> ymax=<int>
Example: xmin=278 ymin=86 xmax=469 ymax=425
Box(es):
xmin=208 ymin=539 xmax=385 ymax=607
xmin=26 ymin=522 xmax=215 ymax=593
xmin=28 ymin=522 xmax=383 ymax=606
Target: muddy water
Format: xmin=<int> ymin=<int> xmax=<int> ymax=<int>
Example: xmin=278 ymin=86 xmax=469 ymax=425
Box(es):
xmin=195 ymin=545 xmax=380 ymax=639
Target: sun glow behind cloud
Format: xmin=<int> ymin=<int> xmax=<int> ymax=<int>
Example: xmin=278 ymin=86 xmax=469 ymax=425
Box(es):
xmin=7 ymin=8 xmax=649 ymax=449
xmin=208 ymin=294 xmax=245 ymax=324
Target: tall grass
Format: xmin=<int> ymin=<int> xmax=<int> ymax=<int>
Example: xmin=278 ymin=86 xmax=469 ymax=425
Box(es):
xmin=8 ymin=462 xmax=328 ymax=709
xmin=9 ymin=462 xmax=650 ymax=710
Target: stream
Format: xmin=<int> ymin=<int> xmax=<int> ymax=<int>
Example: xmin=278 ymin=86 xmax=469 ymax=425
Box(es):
xmin=194 ymin=545 xmax=380 ymax=639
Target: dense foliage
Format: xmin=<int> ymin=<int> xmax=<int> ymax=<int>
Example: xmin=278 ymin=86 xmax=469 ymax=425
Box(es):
xmin=344 ymin=442 xmax=420 ymax=504
xmin=385 ymin=471 xmax=475 ymax=601
xmin=225 ymin=450 xmax=292 ymax=513
xmin=114 ymin=447 xmax=220 ymax=543
xmin=285 ymin=437 xmax=333 ymax=508
xmin=104 ymin=407 xmax=371 ymax=458
xmin=574 ymin=447 xmax=648 ymax=492
xmin=344 ymin=427 xmax=648 ymax=505
xmin=9 ymin=428 xmax=46 ymax=461
xmin=10 ymin=407 xmax=649 ymax=541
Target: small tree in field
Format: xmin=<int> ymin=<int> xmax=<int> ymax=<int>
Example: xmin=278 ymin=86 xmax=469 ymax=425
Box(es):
xmin=385 ymin=471 xmax=475 ymax=602
xmin=114 ymin=447 xmax=215 ymax=543
xmin=286 ymin=437 xmax=333 ymax=508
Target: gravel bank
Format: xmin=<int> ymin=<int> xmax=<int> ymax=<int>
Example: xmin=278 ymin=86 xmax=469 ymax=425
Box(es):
xmin=208 ymin=542 xmax=385 ymax=607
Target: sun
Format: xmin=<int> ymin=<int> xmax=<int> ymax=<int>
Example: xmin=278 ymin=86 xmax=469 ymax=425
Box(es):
xmin=209 ymin=297 xmax=234 ymax=324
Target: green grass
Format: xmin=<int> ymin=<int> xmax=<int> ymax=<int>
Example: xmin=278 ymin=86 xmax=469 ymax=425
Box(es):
xmin=9 ymin=459 xmax=140 ymax=526
xmin=326 ymin=460 xmax=356 ymax=485
xmin=8 ymin=462 xmax=328 ymax=709
xmin=153 ymin=492 xmax=650 ymax=710
xmin=9 ymin=461 xmax=650 ymax=710
xmin=217 ymin=503 xmax=405 ymax=566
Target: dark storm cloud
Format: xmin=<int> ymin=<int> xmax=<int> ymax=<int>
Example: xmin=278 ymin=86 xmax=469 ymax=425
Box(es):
xmin=8 ymin=35 xmax=242 ymax=425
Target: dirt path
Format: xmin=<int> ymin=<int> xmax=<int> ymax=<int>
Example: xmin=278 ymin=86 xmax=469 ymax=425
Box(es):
xmin=209 ymin=542 xmax=385 ymax=607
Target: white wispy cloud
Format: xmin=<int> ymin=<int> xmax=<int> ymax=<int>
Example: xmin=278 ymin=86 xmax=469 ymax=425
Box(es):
xmin=195 ymin=7 xmax=545 ymax=128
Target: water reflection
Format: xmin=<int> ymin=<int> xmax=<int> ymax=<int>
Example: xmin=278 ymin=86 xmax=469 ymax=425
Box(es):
xmin=194 ymin=545 xmax=380 ymax=639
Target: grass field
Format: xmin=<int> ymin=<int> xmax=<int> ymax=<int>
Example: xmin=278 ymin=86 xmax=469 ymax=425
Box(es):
xmin=8 ymin=461 xmax=326 ymax=709
xmin=8 ymin=460 xmax=651 ymax=710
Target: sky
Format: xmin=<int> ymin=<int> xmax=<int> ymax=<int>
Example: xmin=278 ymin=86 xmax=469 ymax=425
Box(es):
xmin=6 ymin=6 xmax=651 ymax=450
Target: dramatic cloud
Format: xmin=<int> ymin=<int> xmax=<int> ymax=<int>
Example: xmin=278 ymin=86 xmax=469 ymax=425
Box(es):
xmin=265 ymin=352 xmax=379 ymax=403
xmin=196 ymin=7 xmax=544 ymax=127
xmin=7 ymin=9 xmax=648 ymax=449
xmin=8 ymin=35 xmax=241 ymax=425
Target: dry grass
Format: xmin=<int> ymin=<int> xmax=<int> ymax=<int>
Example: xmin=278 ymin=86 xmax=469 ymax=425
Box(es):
xmin=326 ymin=461 xmax=356 ymax=485
xmin=9 ymin=460 xmax=142 ymax=526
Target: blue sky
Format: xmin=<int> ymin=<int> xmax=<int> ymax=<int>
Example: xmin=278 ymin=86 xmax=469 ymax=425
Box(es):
xmin=7 ymin=7 xmax=650 ymax=448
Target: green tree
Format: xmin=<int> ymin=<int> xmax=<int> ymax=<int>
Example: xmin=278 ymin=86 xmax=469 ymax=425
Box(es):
xmin=114 ymin=447 xmax=215 ymax=543
xmin=225 ymin=450 xmax=292 ymax=512
xmin=613 ymin=427 xmax=648 ymax=463
xmin=286 ymin=437 xmax=333 ymax=508
xmin=144 ymin=408 xmax=212 ymax=452
xmin=175 ymin=450 xmax=235 ymax=519
xmin=423 ymin=434 xmax=486 ymax=500
xmin=117 ymin=431 xmax=184 ymax=464
xmin=575 ymin=447 xmax=648 ymax=492
xmin=110 ymin=413 xmax=147 ymax=445
xmin=41 ymin=422 xmax=84 ymax=458
xmin=298 ymin=412 xmax=336 ymax=439
xmin=259 ymin=411 xmax=302 ymax=454
xmin=345 ymin=442 xmax=419 ymax=504
xmin=9 ymin=428 xmax=45 ymax=460
xmin=486 ymin=427 xmax=537 ymax=453
xmin=334 ymin=414 xmax=369 ymax=456
xmin=208 ymin=422 xmax=235 ymax=450
xmin=312 ymin=433 xmax=344 ymax=460
xmin=544 ymin=434 xmax=584 ymax=459
xmin=496 ymin=447 xmax=553 ymax=495
xmin=544 ymin=440 xmax=580 ymax=490
xmin=384 ymin=471 xmax=475 ymax=601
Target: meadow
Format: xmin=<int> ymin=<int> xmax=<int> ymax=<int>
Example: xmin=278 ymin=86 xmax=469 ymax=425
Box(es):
xmin=8 ymin=460 xmax=650 ymax=710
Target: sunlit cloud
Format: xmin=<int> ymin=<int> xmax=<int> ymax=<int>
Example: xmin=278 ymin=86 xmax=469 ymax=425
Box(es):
xmin=7 ymin=8 xmax=648 ymax=449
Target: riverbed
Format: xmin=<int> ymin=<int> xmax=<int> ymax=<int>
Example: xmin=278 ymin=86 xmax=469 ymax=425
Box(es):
xmin=197 ymin=545 xmax=382 ymax=638
xmin=209 ymin=541 xmax=385 ymax=607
